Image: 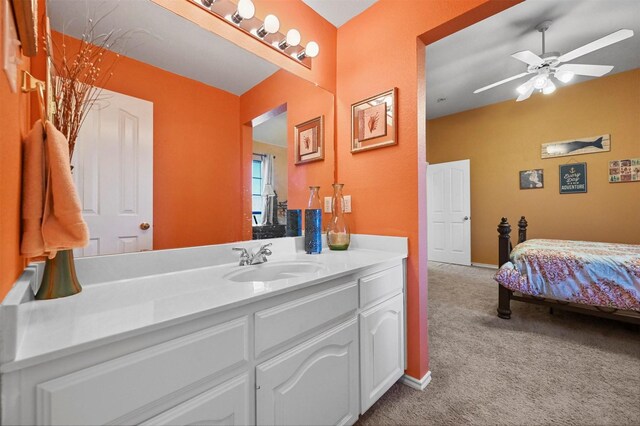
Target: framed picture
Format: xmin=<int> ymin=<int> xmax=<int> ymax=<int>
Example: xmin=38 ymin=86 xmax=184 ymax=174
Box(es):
xmin=351 ymin=88 xmax=397 ymax=153
xmin=541 ymin=134 xmax=610 ymax=159
xmin=519 ymin=169 xmax=544 ymax=189
xmin=608 ymin=158 xmax=640 ymax=183
xmin=559 ymin=163 xmax=587 ymax=194
xmin=10 ymin=0 xmax=38 ymax=56
xmin=294 ymin=116 xmax=324 ymax=165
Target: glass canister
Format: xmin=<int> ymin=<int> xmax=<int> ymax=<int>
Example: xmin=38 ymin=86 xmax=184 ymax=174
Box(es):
xmin=327 ymin=183 xmax=350 ymax=250
xmin=304 ymin=186 xmax=322 ymax=254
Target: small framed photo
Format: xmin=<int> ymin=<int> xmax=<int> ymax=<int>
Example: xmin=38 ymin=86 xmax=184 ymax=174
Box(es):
xmin=519 ymin=169 xmax=544 ymax=189
xmin=294 ymin=116 xmax=324 ymax=165
xmin=351 ymin=88 xmax=397 ymax=153
xmin=559 ymin=163 xmax=587 ymax=194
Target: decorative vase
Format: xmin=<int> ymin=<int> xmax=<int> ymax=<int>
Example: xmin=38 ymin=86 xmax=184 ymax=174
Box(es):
xmin=304 ymin=186 xmax=322 ymax=254
xmin=327 ymin=183 xmax=350 ymax=250
xmin=36 ymin=250 xmax=82 ymax=300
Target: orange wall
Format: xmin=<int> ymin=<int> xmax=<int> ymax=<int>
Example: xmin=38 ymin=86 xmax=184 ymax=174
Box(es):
xmin=240 ymin=69 xmax=335 ymax=238
xmin=53 ymin=32 xmax=243 ymax=250
xmin=336 ymin=0 xmax=521 ymax=379
xmin=0 ymin=0 xmax=32 ymax=300
xmin=428 ymin=69 xmax=640 ymax=265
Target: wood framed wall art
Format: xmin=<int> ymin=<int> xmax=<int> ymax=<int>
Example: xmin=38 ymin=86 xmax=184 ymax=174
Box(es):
xmin=351 ymin=88 xmax=397 ymax=153
xmin=10 ymin=0 xmax=37 ymax=56
xmin=541 ymin=134 xmax=610 ymax=159
xmin=294 ymin=115 xmax=324 ymax=165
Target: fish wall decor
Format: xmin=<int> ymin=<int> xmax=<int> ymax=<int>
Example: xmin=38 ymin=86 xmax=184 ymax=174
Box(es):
xmin=541 ymin=134 xmax=610 ymax=159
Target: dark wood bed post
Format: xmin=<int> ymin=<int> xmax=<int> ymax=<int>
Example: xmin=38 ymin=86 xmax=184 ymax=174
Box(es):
xmin=497 ymin=218 xmax=512 ymax=319
xmin=518 ymin=216 xmax=528 ymax=244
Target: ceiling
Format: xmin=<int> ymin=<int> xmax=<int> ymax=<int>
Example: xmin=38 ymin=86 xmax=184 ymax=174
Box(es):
xmin=302 ymin=0 xmax=378 ymax=28
xmin=47 ymin=0 xmax=279 ymax=95
xmin=426 ymin=0 xmax=640 ymax=119
xmin=253 ymin=112 xmax=287 ymax=147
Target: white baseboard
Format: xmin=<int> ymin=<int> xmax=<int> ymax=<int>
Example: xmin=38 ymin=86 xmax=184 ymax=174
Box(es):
xmin=472 ymin=262 xmax=498 ymax=269
xmin=400 ymin=371 xmax=432 ymax=391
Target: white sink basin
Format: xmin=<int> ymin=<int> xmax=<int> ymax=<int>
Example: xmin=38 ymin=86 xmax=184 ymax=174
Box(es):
xmin=223 ymin=261 xmax=325 ymax=283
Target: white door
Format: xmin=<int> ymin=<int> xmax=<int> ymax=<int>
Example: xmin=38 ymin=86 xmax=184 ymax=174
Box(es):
xmin=256 ymin=319 xmax=359 ymax=426
xmin=359 ymin=293 xmax=404 ymax=414
xmin=427 ymin=159 xmax=471 ymax=265
xmin=72 ymin=88 xmax=153 ymax=257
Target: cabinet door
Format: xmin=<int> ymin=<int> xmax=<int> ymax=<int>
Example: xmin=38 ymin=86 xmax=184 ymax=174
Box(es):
xmin=256 ymin=318 xmax=359 ymax=426
xmin=140 ymin=374 xmax=250 ymax=426
xmin=360 ymin=294 xmax=404 ymax=413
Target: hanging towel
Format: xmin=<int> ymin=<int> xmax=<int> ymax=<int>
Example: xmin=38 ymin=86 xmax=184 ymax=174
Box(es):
xmin=41 ymin=121 xmax=89 ymax=257
xmin=20 ymin=121 xmax=46 ymax=258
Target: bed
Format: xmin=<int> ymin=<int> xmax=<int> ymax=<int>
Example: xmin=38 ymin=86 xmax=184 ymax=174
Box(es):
xmin=494 ymin=217 xmax=640 ymax=324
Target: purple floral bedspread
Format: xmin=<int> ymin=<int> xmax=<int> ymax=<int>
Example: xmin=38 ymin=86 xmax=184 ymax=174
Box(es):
xmin=494 ymin=239 xmax=640 ymax=311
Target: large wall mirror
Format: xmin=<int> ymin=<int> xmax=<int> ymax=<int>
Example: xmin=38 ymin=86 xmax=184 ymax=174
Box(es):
xmin=47 ymin=0 xmax=335 ymax=257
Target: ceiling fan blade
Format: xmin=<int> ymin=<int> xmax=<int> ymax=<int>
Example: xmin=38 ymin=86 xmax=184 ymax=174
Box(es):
xmin=511 ymin=50 xmax=544 ymax=66
xmin=556 ymin=64 xmax=614 ymax=77
xmin=558 ymin=29 xmax=634 ymax=63
xmin=473 ymin=72 xmax=530 ymax=94
xmin=516 ymin=84 xmax=535 ymax=102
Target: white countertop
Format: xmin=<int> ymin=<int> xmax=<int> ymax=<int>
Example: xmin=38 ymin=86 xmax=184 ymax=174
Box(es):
xmin=1 ymin=235 xmax=407 ymax=373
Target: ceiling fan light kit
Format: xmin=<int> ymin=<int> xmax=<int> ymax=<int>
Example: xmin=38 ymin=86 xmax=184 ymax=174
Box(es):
xmin=474 ymin=21 xmax=634 ymax=102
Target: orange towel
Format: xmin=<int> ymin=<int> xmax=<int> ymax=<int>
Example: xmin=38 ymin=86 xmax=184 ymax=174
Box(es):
xmin=20 ymin=121 xmax=46 ymax=258
xmin=20 ymin=120 xmax=89 ymax=259
xmin=41 ymin=121 xmax=89 ymax=257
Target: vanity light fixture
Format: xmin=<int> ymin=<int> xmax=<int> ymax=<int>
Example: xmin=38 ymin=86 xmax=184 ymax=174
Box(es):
xmin=230 ymin=0 xmax=255 ymax=24
xmin=191 ymin=0 xmax=320 ymax=68
xmin=296 ymin=41 xmax=319 ymax=60
xmin=256 ymin=14 xmax=279 ymax=38
xmin=278 ymin=29 xmax=301 ymax=50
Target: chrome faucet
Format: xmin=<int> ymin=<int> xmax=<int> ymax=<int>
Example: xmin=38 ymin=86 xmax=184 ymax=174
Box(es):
xmin=232 ymin=243 xmax=273 ymax=266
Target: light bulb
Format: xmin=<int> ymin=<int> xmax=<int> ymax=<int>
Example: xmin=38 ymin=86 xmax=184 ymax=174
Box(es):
xmin=263 ymin=14 xmax=280 ymax=34
xmin=286 ymin=29 xmax=301 ymax=47
xmin=533 ymin=75 xmax=547 ymax=90
xmin=555 ymin=70 xmax=574 ymax=83
xmin=516 ymin=83 xmax=529 ymax=95
xmin=305 ymin=41 xmax=319 ymax=58
xmin=542 ymin=79 xmax=556 ymax=95
xmin=237 ymin=0 xmax=255 ymax=19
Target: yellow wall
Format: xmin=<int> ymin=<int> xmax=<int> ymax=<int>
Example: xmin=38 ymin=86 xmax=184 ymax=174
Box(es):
xmin=253 ymin=141 xmax=288 ymax=202
xmin=427 ymin=69 xmax=640 ymax=265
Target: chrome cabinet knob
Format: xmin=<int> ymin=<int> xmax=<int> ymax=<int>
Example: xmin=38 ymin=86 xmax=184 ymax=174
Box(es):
xmin=140 ymin=222 xmax=151 ymax=230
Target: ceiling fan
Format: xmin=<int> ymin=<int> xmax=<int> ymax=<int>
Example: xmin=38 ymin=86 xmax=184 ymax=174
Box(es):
xmin=474 ymin=21 xmax=634 ymax=102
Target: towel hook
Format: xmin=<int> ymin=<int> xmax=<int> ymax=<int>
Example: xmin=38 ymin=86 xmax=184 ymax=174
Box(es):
xmin=21 ymin=70 xmax=48 ymax=129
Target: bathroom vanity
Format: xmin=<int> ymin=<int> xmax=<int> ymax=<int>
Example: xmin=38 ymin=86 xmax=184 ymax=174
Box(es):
xmin=0 ymin=235 xmax=407 ymax=425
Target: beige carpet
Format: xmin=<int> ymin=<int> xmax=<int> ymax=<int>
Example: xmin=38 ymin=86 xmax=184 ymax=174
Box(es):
xmin=358 ymin=262 xmax=640 ymax=425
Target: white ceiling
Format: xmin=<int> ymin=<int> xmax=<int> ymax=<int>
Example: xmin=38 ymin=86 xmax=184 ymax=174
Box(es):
xmin=302 ymin=0 xmax=378 ymax=28
xmin=426 ymin=0 xmax=640 ymax=119
xmin=253 ymin=111 xmax=287 ymax=147
xmin=47 ymin=0 xmax=279 ymax=95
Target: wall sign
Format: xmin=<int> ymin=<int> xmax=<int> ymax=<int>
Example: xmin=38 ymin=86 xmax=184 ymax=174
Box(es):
xmin=541 ymin=134 xmax=610 ymax=159
xmin=559 ymin=163 xmax=587 ymax=194
xmin=609 ymin=158 xmax=640 ymax=183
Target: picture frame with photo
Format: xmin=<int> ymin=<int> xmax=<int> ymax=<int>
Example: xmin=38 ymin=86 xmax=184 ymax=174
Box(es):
xmin=294 ymin=116 xmax=324 ymax=165
xmin=519 ymin=169 xmax=544 ymax=189
xmin=351 ymin=88 xmax=397 ymax=153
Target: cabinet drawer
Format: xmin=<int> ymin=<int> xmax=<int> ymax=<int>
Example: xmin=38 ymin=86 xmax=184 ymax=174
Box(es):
xmin=36 ymin=317 xmax=249 ymax=426
xmin=359 ymin=264 xmax=403 ymax=309
xmin=255 ymin=281 xmax=358 ymax=358
xmin=140 ymin=374 xmax=250 ymax=426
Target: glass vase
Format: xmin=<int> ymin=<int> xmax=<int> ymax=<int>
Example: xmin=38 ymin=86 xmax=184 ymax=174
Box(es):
xmin=36 ymin=249 xmax=82 ymax=300
xmin=304 ymin=186 xmax=322 ymax=254
xmin=327 ymin=183 xmax=350 ymax=250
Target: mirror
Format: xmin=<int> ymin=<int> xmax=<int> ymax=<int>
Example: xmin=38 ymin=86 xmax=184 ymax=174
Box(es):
xmin=47 ymin=0 xmax=335 ymax=256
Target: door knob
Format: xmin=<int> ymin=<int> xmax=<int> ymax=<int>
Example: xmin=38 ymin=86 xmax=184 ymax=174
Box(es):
xmin=463 ymin=216 xmax=470 ymax=221
xmin=140 ymin=222 xmax=151 ymax=230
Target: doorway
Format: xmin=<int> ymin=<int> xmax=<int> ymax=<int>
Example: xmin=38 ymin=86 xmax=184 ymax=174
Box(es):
xmin=427 ymin=159 xmax=471 ymax=265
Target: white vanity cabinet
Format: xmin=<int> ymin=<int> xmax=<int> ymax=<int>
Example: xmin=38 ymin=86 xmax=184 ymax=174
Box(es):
xmin=256 ymin=318 xmax=360 ymax=426
xmin=1 ymin=243 xmax=407 ymax=426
